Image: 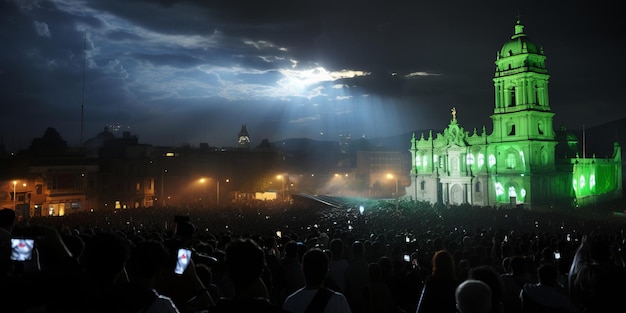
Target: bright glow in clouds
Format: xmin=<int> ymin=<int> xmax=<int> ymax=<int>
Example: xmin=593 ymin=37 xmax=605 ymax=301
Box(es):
xmin=405 ymin=71 xmax=441 ymax=78
xmin=277 ymin=67 xmax=369 ymax=95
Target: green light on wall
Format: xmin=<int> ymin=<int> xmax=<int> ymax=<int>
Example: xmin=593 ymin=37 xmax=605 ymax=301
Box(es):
xmin=478 ymin=154 xmax=485 ymax=168
xmin=495 ymin=182 xmax=504 ymax=196
xmin=489 ymin=154 xmax=496 ymax=167
xmin=571 ymin=165 xmax=615 ymax=198
xmin=466 ymin=154 xmax=475 ymax=165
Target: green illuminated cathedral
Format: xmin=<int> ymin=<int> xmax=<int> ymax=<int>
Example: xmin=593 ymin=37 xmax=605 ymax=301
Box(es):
xmin=405 ymin=20 xmax=622 ymax=208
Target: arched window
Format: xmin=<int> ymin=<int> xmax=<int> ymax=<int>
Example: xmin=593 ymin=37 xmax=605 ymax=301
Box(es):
xmin=506 ymin=151 xmax=517 ymax=169
xmin=475 ymin=182 xmax=481 ymax=193
xmin=509 ymin=87 xmax=516 ymax=107
xmin=420 ymin=180 xmax=426 ymax=190
xmin=534 ymin=84 xmax=540 ymax=105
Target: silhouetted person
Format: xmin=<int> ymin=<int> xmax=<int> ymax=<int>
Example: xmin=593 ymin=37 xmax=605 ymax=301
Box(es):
xmin=116 ymin=240 xmax=180 ymax=312
xmin=211 ymin=238 xmax=288 ymax=313
xmin=362 ymin=262 xmax=396 ymax=313
xmin=345 ymin=241 xmax=369 ymax=313
xmin=570 ymin=237 xmax=626 ymax=313
xmin=281 ymin=240 xmax=305 ymax=299
xmin=455 ymin=279 xmax=492 ymax=313
xmin=468 ymin=265 xmax=504 ymax=313
xmin=416 ymin=250 xmax=458 ymax=313
xmin=520 ymin=263 xmax=575 ymax=313
xmin=74 ymin=231 xmax=131 ymax=313
xmin=500 ymin=256 xmax=528 ymax=313
xmin=0 ymin=208 xmax=16 ymax=278
xmin=329 ymin=238 xmax=349 ymax=293
xmin=283 ymin=248 xmax=351 ymax=313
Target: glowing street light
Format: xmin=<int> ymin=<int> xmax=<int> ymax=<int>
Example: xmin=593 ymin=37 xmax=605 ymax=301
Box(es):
xmin=200 ymin=177 xmax=229 ymax=205
xmin=13 ymin=181 xmax=16 ymax=210
xmin=277 ymin=175 xmax=285 ymax=201
xmin=13 ymin=181 xmax=26 ymax=210
xmin=161 ymin=169 xmax=168 ymax=206
xmin=387 ymin=173 xmax=399 ymax=210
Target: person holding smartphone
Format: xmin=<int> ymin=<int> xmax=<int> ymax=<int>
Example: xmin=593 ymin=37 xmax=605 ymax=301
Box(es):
xmin=0 ymin=208 xmax=16 ymax=278
xmin=10 ymin=238 xmax=34 ymax=261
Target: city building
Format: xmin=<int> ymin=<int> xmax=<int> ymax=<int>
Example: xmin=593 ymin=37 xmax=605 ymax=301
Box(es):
xmin=404 ymin=20 xmax=622 ymax=209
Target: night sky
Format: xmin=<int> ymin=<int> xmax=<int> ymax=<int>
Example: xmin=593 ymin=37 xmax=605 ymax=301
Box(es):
xmin=1 ymin=0 xmax=623 ymax=150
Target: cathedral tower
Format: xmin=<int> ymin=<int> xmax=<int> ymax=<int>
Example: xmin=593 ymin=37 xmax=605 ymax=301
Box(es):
xmin=489 ymin=19 xmax=557 ymax=172
xmin=238 ymin=124 xmax=250 ymax=149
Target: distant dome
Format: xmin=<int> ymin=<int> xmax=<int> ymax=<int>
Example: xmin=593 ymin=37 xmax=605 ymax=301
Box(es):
xmin=498 ymin=20 xmax=542 ymax=58
xmin=84 ymin=126 xmax=116 ymax=157
xmin=555 ymin=126 xmax=578 ymax=142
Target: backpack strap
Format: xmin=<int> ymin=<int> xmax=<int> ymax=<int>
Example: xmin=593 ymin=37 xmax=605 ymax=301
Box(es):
xmin=304 ymin=288 xmax=333 ymax=313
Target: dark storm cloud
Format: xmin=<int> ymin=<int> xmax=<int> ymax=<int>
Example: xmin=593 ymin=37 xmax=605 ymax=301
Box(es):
xmin=0 ymin=0 xmax=624 ymax=150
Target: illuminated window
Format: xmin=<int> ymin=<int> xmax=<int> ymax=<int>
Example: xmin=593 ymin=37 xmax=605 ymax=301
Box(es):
xmin=422 ymin=156 xmax=428 ymax=168
xmin=495 ymin=182 xmax=504 ymax=196
xmin=506 ymin=153 xmax=516 ymax=169
xmin=579 ymin=175 xmax=586 ymax=189
xmin=508 ymin=186 xmax=517 ymax=198
xmin=466 ymin=154 xmax=475 ymax=165
xmin=488 ymin=155 xmax=496 ymax=167
xmin=590 ymin=174 xmax=596 ymax=189
xmin=478 ymin=154 xmax=485 ymax=168
xmin=415 ymin=155 xmax=421 ymax=166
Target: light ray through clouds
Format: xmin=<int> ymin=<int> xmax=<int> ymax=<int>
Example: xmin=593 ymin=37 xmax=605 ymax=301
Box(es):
xmin=4 ymin=0 xmax=618 ymax=148
xmin=29 ymin=0 xmax=376 ymax=147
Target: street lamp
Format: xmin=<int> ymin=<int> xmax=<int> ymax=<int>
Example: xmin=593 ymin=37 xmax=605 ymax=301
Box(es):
xmin=277 ymin=175 xmax=285 ymax=201
xmin=387 ymin=173 xmax=399 ymax=210
xmin=161 ymin=169 xmax=168 ymax=206
xmin=13 ymin=181 xmax=17 ymax=210
xmin=12 ymin=181 xmax=26 ymax=211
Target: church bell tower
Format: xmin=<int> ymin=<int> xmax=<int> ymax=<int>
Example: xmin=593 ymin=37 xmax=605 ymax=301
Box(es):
xmin=489 ymin=19 xmax=557 ymax=171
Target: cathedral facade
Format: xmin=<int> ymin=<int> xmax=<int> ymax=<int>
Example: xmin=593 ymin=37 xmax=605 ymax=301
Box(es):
xmin=404 ymin=20 xmax=622 ymax=209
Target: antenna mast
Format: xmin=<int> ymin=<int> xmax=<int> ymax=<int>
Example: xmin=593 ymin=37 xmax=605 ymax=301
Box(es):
xmin=80 ymin=32 xmax=86 ymax=146
xmin=582 ymin=124 xmax=586 ymax=159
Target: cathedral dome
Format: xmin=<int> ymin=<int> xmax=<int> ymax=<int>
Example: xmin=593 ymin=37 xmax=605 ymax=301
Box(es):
xmin=498 ymin=20 xmax=542 ymax=58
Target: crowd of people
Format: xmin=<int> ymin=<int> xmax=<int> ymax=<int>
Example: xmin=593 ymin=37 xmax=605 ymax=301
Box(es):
xmin=1 ymin=198 xmax=625 ymax=313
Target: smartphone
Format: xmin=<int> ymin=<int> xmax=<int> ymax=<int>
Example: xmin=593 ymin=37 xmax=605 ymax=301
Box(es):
xmin=11 ymin=238 xmax=35 ymax=261
xmin=175 ymin=248 xmax=192 ymax=274
xmin=403 ymin=253 xmax=410 ymax=262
